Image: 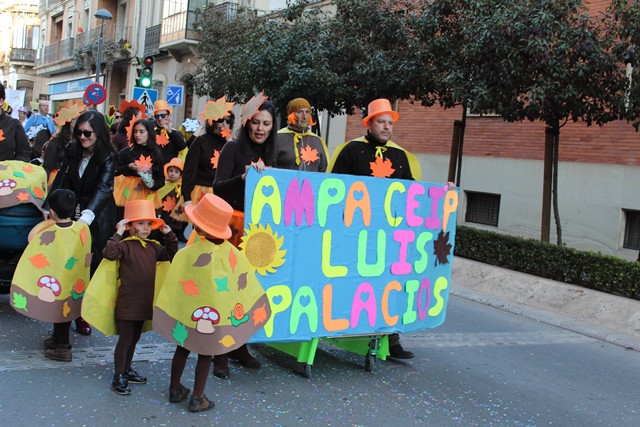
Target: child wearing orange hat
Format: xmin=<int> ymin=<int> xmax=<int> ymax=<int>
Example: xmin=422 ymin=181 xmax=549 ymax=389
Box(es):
xmin=102 ymin=199 xmax=178 ymax=396
xmin=153 ymin=157 xmax=188 ymax=240
xmin=153 ymin=194 xmax=271 ymax=412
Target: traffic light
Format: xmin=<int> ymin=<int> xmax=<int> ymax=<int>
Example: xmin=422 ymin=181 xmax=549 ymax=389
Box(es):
xmin=136 ymin=56 xmax=154 ymax=88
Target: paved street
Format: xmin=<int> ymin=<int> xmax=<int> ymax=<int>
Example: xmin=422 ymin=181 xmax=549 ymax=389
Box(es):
xmin=2 ymin=290 xmax=640 ymax=426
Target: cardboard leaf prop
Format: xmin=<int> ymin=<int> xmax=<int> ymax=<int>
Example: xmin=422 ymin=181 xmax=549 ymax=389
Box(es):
xmin=199 ymin=96 xmax=234 ymax=123
xmin=240 ymin=91 xmax=268 ymax=126
xmin=54 ymin=104 xmax=85 ymax=126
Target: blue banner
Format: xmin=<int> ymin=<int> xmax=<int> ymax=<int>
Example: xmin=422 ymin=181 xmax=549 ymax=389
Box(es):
xmin=244 ymin=169 xmax=459 ymax=342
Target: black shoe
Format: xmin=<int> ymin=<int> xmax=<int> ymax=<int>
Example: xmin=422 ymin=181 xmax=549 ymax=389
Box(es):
xmin=389 ymin=344 xmax=415 ymax=359
xmin=124 ymin=368 xmax=147 ymax=384
xmin=213 ymin=354 xmax=229 ymax=378
xmin=169 ymin=384 xmax=190 ymax=403
xmin=188 ymin=394 xmax=215 ymax=412
xmin=111 ymin=374 xmax=131 ymax=395
xmin=44 ymin=344 xmax=72 ymax=362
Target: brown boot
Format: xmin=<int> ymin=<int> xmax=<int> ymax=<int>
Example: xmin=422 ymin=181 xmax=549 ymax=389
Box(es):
xmin=213 ymin=354 xmax=229 ymax=378
xmin=44 ymin=344 xmax=72 ymax=362
xmin=229 ymin=344 xmax=261 ymax=369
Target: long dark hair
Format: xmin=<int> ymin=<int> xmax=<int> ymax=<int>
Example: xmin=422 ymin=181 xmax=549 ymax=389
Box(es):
xmin=130 ymin=118 xmax=162 ymax=170
xmin=117 ymin=107 xmax=140 ymax=133
xmin=237 ymin=100 xmax=277 ymax=166
xmin=71 ymin=110 xmax=114 ymax=161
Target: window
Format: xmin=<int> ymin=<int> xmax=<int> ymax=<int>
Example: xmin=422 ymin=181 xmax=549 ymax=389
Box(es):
xmin=465 ymin=191 xmax=500 ymax=227
xmin=623 ymin=209 xmax=640 ymax=250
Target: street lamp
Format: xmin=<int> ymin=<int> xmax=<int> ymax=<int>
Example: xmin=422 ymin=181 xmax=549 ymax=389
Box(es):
xmin=94 ymin=8 xmax=113 ymax=84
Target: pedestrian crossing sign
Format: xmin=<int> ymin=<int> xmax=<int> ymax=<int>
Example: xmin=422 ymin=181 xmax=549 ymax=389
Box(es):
xmin=132 ymin=87 xmax=158 ymax=116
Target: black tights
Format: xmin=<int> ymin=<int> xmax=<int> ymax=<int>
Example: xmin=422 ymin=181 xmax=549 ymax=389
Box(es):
xmin=52 ymin=321 xmax=71 ymax=345
xmin=170 ymin=346 xmax=212 ymax=398
xmin=114 ymin=319 xmax=144 ymax=374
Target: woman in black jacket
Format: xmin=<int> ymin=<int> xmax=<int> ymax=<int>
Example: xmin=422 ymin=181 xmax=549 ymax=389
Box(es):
xmin=49 ymin=110 xmax=118 ymax=335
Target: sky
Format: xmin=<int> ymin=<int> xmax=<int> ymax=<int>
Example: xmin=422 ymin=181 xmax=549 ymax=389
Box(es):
xmin=270 ymin=0 xmax=287 ymax=11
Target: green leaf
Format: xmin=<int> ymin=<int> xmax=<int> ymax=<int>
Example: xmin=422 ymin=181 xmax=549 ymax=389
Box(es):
xmin=12 ymin=292 xmax=27 ymax=311
xmin=65 ymin=256 xmax=78 ymax=270
xmin=172 ymin=321 xmax=188 ymax=347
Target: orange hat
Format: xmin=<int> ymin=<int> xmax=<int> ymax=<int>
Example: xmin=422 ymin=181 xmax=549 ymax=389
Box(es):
xmin=153 ymin=100 xmax=173 ymax=116
xmin=164 ymin=157 xmax=183 ymax=177
xmin=123 ymin=199 xmax=165 ymax=230
xmin=184 ymin=194 xmax=233 ymax=240
xmin=361 ymin=98 xmax=399 ymax=127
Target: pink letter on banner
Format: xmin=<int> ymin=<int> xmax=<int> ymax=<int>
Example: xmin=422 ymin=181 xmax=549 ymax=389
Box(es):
xmin=350 ymin=282 xmax=377 ymax=328
xmin=284 ymin=177 xmax=315 ymax=226
xmin=390 ymin=229 xmax=415 ymax=275
xmin=425 ymin=185 xmax=445 ymax=229
xmin=406 ymin=182 xmax=425 ymax=227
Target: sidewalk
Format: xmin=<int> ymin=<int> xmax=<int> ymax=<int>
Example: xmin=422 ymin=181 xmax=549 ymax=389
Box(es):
xmin=450 ymin=257 xmax=640 ymax=351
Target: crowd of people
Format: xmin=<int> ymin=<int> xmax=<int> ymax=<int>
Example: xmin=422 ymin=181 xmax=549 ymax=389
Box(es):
xmin=1 ymin=81 xmax=424 ymax=412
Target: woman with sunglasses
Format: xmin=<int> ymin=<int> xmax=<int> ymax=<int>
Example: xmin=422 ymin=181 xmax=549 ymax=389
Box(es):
xmin=152 ymin=101 xmax=187 ymax=167
xmin=48 ymin=110 xmax=118 ymax=336
xmin=181 ymin=103 xmax=235 ymax=210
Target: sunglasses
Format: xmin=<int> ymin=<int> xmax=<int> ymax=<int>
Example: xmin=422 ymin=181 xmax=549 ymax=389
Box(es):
xmin=216 ymin=117 xmax=232 ymax=124
xmin=115 ymin=114 xmax=122 ymax=119
xmin=75 ymin=129 xmax=94 ymax=138
xmin=155 ymin=113 xmax=170 ymax=120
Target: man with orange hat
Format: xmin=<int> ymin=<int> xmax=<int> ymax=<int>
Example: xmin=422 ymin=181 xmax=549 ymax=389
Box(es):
xmin=153 ymin=100 xmax=187 ymax=167
xmin=328 ymin=98 xmax=421 ymax=360
xmin=276 ymin=97 xmax=329 ymax=172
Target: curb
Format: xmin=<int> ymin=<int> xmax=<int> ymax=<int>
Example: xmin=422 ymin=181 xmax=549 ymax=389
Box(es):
xmin=450 ymin=257 xmax=640 ymax=351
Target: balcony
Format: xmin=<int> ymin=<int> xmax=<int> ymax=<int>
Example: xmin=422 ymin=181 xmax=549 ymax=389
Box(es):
xmin=35 ymin=37 xmax=75 ymax=76
xmin=10 ymin=48 xmax=37 ymax=63
xmin=144 ymin=24 xmax=161 ymax=57
xmin=75 ymin=24 xmax=131 ymax=48
xmin=158 ymin=0 xmax=207 ymax=61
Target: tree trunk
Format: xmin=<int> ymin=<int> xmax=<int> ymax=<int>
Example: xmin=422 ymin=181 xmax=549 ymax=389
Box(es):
xmin=541 ymin=127 xmax=556 ymax=242
xmin=551 ymin=129 xmax=562 ymax=245
xmin=448 ymin=120 xmax=463 ymax=184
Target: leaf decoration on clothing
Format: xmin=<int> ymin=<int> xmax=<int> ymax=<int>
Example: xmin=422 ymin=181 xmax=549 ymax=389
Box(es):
xmin=369 ymin=157 xmax=395 ymax=178
xmin=15 ymin=192 xmax=29 ymax=201
xmin=219 ymin=335 xmax=236 ymax=347
xmin=28 ymin=253 xmax=50 ymax=268
xmin=63 ymin=301 xmax=71 ymax=317
xmin=228 ymin=248 xmax=237 ymax=272
xmin=253 ymin=303 xmax=268 ymax=325
xmin=21 ymin=164 xmax=33 ymax=173
xmin=156 ymin=130 xmax=169 ymax=147
xmin=221 ymin=128 xmax=231 ymax=139
xmin=85 ymin=252 xmax=92 ymax=267
xmin=172 ymin=321 xmax=188 ymax=347
xmin=39 ymin=230 xmax=56 ymax=245
xmin=80 ymin=227 xmax=88 ymax=246
xmin=162 ymin=195 xmax=176 ymax=212
xmin=237 ymin=272 xmax=247 ymax=291
xmin=54 ymin=104 xmax=85 ymax=126
xmin=12 ymin=292 xmax=27 ymax=311
xmin=210 ymin=149 xmax=219 ymax=169
xmin=215 ymin=277 xmax=229 ymax=292
xmin=199 ymin=96 xmax=235 ymax=122
xmin=29 ymin=186 xmax=45 ymax=199
xmin=135 ymin=154 xmax=153 ymax=172
xmin=0 ymin=129 xmax=4 ymax=141
xmin=193 ymin=253 xmax=211 ymax=267
xmin=64 ymin=256 xmax=78 ymax=270
xmin=125 ymin=121 xmax=135 ymax=146
xmin=180 ymin=279 xmax=200 ymax=296
xmin=300 ymin=145 xmax=319 ymax=165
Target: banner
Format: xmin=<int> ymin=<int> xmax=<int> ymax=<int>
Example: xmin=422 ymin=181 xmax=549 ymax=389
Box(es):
xmin=244 ymin=169 xmax=459 ymax=342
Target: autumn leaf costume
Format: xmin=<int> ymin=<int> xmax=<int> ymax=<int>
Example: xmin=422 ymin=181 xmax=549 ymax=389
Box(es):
xmin=10 ymin=220 xmax=92 ymax=323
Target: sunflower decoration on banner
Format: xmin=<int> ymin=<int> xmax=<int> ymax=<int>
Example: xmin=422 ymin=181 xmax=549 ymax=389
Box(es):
xmin=54 ymin=104 xmax=85 ymax=126
xmin=240 ymin=91 xmax=267 ymax=126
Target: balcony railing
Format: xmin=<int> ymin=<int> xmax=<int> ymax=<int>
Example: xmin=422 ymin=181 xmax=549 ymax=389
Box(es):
xmin=144 ymin=24 xmax=161 ymax=57
xmin=75 ymin=24 xmax=131 ymax=48
xmin=40 ymin=37 xmax=74 ymax=64
xmin=160 ymin=10 xmax=202 ymax=46
xmin=10 ymin=48 xmax=37 ymax=63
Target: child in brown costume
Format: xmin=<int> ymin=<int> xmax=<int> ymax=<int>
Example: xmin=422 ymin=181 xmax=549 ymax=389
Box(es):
xmin=103 ymin=199 xmax=178 ymax=395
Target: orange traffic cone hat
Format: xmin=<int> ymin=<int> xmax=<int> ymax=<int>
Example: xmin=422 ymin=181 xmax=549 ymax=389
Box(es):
xmin=184 ymin=194 xmax=233 ymax=240
xmin=123 ymin=199 xmax=165 ymax=230
xmin=362 ymin=98 xmax=400 ymax=127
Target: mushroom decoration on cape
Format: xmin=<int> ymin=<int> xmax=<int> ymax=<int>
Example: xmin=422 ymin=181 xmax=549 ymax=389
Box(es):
xmin=37 ymin=275 xmax=61 ymax=302
xmin=0 ymin=178 xmax=17 ymax=196
xmin=192 ymin=306 xmax=220 ymax=334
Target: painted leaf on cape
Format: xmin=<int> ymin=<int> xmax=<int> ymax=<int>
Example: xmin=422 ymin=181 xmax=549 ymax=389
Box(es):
xmin=215 ymin=277 xmax=229 ymax=292
xmin=62 ymin=301 xmax=71 ymax=317
xmin=369 ymin=157 xmax=395 ymax=178
xmin=193 ymin=253 xmax=211 ymax=267
xmin=16 ymin=192 xmax=29 ymax=202
xmin=228 ymin=248 xmax=237 ymax=272
xmin=39 ymin=230 xmax=56 ymax=245
xmin=300 ymin=145 xmax=319 ymax=165
xmin=80 ymin=227 xmax=88 ymax=245
xmin=219 ymin=335 xmax=236 ymax=348
xmin=162 ymin=195 xmax=176 ymax=212
xmin=85 ymin=252 xmax=92 ymax=267
xmin=253 ymin=303 xmax=268 ymax=325
xmin=172 ymin=321 xmax=188 ymax=347
xmin=180 ymin=279 xmax=200 ymax=296
xmin=12 ymin=292 xmax=27 ymax=311
xmin=237 ymin=272 xmax=247 ymax=291
xmin=64 ymin=256 xmax=78 ymax=270
xmin=28 ymin=253 xmax=50 ymax=268
xmin=21 ymin=164 xmax=34 ymax=173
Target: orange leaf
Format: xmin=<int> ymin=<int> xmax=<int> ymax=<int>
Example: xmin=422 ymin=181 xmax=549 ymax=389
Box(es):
xmin=369 ymin=157 xmax=395 ymax=178
xmin=22 ymin=164 xmax=34 ymax=173
xmin=80 ymin=227 xmax=88 ymax=245
xmin=156 ymin=131 xmax=169 ymax=147
xmin=15 ymin=192 xmax=30 ymax=201
xmin=210 ymin=150 xmax=219 ymax=169
xmin=199 ymin=96 xmax=235 ymax=122
xmin=253 ymin=303 xmax=268 ymax=326
xmin=179 ymin=279 xmax=200 ymax=296
xmin=28 ymin=253 xmax=50 ymax=268
xmin=162 ymin=195 xmax=176 ymax=212
xmin=54 ymin=104 xmax=85 ymax=126
xmin=134 ymin=154 xmax=153 ymax=171
xmin=221 ymin=128 xmax=231 ymax=139
xmin=0 ymin=129 xmax=4 ymax=141
xmin=228 ymin=248 xmax=237 ymax=272
xmin=125 ymin=121 xmax=135 ymax=146
xmin=300 ymin=145 xmax=319 ymax=165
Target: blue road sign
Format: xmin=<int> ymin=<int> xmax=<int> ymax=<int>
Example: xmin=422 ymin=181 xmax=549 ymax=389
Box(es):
xmin=84 ymin=83 xmax=106 ymax=105
xmin=132 ymin=87 xmax=158 ymax=116
xmin=166 ymin=85 xmax=184 ymax=106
